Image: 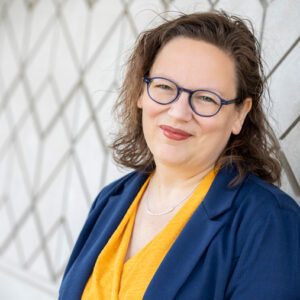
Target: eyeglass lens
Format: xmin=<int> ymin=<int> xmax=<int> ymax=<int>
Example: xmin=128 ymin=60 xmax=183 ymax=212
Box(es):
xmin=148 ymin=78 xmax=221 ymax=116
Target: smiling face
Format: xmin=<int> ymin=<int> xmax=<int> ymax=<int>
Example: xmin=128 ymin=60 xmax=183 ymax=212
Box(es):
xmin=138 ymin=37 xmax=251 ymax=173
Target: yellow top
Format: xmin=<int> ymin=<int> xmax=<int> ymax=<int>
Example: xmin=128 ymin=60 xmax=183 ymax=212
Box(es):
xmin=81 ymin=168 xmax=217 ymax=300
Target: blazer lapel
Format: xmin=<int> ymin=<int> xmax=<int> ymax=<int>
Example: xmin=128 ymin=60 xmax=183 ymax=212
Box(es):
xmin=143 ymin=167 xmax=244 ymax=299
xmin=60 ymin=171 xmax=148 ymax=299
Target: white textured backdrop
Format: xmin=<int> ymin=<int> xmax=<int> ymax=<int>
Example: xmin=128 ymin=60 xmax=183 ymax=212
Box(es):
xmin=0 ymin=0 xmax=299 ymax=299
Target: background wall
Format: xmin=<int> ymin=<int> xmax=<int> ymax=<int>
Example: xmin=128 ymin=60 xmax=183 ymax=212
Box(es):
xmin=0 ymin=0 xmax=299 ymax=299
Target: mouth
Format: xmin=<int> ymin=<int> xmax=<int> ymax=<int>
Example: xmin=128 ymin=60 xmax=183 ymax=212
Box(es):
xmin=159 ymin=125 xmax=193 ymax=141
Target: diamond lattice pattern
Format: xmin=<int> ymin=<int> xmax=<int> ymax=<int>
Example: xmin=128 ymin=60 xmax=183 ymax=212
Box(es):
xmin=0 ymin=0 xmax=299 ymax=296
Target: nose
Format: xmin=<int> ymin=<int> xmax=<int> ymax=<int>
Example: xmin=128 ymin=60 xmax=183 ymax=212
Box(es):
xmin=167 ymin=90 xmax=193 ymax=121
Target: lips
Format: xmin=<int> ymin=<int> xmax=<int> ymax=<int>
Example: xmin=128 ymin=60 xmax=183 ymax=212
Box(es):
xmin=159 ymin=125 xmax=192 ymax=141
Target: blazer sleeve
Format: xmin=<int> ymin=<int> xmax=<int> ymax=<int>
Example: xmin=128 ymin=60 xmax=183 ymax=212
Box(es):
xmin=60 ymin=171 xmax=137 ymax=282
xmin=225 ymin=205 xmax=300 ymax=300
xmin=61 ymin=187 xmax=108 ymax=280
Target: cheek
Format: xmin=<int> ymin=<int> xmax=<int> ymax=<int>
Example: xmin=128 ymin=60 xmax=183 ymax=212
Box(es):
xmin=197 ymin=118 xmax=222 ymax=134
xmin=141 ymin=95 xmax=166 ymax=120
xmin=140 ymin=99 xmax=159 ymax=138
xmin=197 ymin=116 xmax=233 ymax=143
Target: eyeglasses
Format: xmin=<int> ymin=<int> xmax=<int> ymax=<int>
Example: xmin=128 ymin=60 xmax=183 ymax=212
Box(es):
xmin=143 ymin=77 xmax=239 ymax=117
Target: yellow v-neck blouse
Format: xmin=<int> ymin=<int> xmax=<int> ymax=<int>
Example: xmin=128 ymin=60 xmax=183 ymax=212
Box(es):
xmin=81 ymin=168 xmax=217 ymax=300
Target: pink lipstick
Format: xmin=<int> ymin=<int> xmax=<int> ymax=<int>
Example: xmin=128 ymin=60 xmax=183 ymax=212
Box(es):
xmin=160 ymin=125 xmax=192 ymax=141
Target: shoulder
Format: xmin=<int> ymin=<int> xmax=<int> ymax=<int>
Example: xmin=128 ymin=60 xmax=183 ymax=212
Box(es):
xmin=237 ymin=173 xmax=300 ymax=217
xmin=98 ymin=170 xmax=138 ymax=198
xmin=89 ymin=170 xmax=140 ymax=212
xmin=225 ymin=175 xmax=300 ymax=298
xmin=228 ymin=173 xmax=300 ymax=255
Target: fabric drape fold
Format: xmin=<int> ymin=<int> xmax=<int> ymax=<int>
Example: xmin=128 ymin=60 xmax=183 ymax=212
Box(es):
xmin=82 ymin=169 xmax=217 ymax=299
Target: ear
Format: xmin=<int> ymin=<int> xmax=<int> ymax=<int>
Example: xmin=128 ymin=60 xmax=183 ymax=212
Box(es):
xmin=231 ymin=97 xmax=252 ymax=135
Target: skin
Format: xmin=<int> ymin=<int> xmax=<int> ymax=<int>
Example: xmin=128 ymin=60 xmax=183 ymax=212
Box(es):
xmin=137 ymin=37 xmax=252 ymax=210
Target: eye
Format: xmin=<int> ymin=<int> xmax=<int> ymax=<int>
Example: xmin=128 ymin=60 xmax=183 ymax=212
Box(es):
xmin=193 ymin=93 xmax=219 ymax=105
xmin=154 ymin=83 xmax=173 ymax=91
xmin=201 ymin=96 xmax=215 ymax=103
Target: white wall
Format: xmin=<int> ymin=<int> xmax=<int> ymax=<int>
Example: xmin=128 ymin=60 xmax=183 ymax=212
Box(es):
xmin=0 ymin=0 xmax=299 ymax=298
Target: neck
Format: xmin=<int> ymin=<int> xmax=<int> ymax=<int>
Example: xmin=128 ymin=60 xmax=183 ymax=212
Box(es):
xmin=148 ymin=163 xmax=215 ymax=209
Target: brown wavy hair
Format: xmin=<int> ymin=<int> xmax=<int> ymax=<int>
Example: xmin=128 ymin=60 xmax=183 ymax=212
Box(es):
xmin=110 ymin=11 xmax=281 ymax=186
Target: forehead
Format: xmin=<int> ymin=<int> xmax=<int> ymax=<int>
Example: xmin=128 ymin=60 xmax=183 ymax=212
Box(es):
xmin=150 ymin=37 xmax=237 ymax=96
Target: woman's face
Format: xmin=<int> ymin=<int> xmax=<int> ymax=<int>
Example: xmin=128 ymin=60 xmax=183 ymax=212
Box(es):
xmin=138 ymin=37 xmax=251 ymax=173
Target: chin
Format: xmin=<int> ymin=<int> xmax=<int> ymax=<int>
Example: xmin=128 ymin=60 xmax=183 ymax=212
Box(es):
xmin=154 ymin=148 xmax=190 ymax=168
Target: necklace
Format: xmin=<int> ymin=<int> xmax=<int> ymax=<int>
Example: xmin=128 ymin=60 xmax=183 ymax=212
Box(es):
xmin=145 ymin=179 xmax=200 ymax=216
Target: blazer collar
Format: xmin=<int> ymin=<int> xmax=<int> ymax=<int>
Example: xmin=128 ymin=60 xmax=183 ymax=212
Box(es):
xmin=123 ymin=166 xmax=243 ymax=219
xmin=143 ymin=166 xmax=245 ymax=299
xmin=59 ymin=166 xmax=244 ymax=299
xmin=202 ymin=166 xmax=245 ymax=219
xmin=59 ymin=171 xmax=148 ymax=300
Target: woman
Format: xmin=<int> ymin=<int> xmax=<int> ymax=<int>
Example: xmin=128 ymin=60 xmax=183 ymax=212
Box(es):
xmin=59 ymin=11 xmax=300 ymax=299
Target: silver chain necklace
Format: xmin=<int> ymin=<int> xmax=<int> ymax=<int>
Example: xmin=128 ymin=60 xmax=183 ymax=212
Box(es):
xmin=145 ymin=179 xmax=199 ymax=216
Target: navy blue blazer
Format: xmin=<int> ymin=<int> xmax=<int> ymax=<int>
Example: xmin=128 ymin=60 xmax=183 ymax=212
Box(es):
xmin=59 ymin=167 xmax=300 ymax=299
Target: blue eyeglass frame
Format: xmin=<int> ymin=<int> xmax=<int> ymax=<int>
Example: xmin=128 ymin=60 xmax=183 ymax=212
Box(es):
xmin=143 ymin=76 xmax=239 ymax=117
